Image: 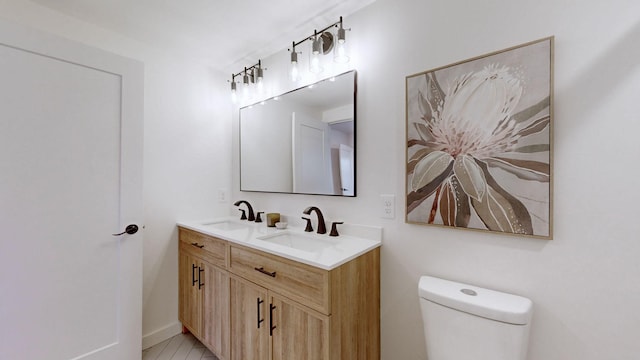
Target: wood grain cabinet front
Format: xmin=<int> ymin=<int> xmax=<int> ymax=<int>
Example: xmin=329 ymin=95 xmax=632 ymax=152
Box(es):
xmin=200 ymin=261 xmax=230 ymax=359
xmin=178 ymin=246 xmax=203 ymax=335
xmin=229 ymin=245 xmax=329 ymax=314
xmin=270 ymin=292 xmax=330 ymax=360
xmin=229 ymin=275 xmax=270 ymax=360
xmin=229 ymin=243 xmax=380 ymax=360
xmin=178 ymin=230 xmax=230 ymax=360
xmin=178 ymin=226 xmax=380 ymax=360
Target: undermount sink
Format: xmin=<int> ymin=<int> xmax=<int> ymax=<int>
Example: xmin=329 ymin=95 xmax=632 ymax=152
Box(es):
xmin=201 ymin=220 xmax=251 ymax=231
xmin=256 ymin=231 xmax=337 ymax=253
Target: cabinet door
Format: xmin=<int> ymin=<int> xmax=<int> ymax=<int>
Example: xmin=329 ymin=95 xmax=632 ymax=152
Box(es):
xmin=230 ymin=276 xmax=270 ymax=360
xmin=179 ymin=249 xmax=202 ymax=336
xmin=201 ymin=262 xmax=230 ymax=360
xmin=270 ymin=293 xmax=330 ymax=360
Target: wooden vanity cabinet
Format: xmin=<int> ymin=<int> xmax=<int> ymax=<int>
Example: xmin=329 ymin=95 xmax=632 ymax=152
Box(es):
xmin=270 ymin=292 xmax=330 ymax=360
xmin=200 ymin=261 xmax=230 ymax=357
xmin=229 ymin=243 xmax=380 ymax=360
xmin=228 ymin=273 xmax=330 ymax=360
xmin=178 ymin=226 xmax=380 ymax=360
xmin=178 ymin=247 xmax=202 ymax=334
xmin=229 ymin=275 xmax=270 ymax=360
xmin=178 ymin=229 xmax=230 ymax=360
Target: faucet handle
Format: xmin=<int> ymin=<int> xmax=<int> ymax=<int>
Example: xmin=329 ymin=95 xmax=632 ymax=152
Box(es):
xmin=302 ymin=217 xmax=313 ymax=232
xmin=238 ymin=209 xmax=247 ymax=220
xmin=329 ymin=222 xmax=344 ymax=237
xmin=255 ymin=211 xmax=264 ymax=223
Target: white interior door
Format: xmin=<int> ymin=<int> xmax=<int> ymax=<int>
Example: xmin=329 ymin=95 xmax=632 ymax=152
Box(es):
xmin=339 ymin=144 xmax=355 ymax=196
xmin=0 ymin=20 xmax=143 ymax=360
xmin=292 ymin=111 xmax=333 ymax=194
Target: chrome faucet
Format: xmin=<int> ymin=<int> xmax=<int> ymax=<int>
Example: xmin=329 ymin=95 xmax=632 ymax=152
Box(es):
xmin=234 ymin=200 xmax=255 ymax=221
xmin=302 ymin=206 xmax=326 ymax=234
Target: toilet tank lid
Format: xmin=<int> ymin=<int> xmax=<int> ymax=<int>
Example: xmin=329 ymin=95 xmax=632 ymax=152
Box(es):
xmin=419 ymin=276 xmax=533 ymax=325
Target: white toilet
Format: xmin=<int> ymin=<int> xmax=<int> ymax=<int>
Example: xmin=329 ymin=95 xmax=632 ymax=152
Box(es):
xmin=418 ymin=276 xmax=533 ymax=360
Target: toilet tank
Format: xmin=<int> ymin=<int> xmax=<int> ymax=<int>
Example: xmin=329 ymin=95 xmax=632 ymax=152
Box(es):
xmin=418 ymin=276 xmax=533 ymax=360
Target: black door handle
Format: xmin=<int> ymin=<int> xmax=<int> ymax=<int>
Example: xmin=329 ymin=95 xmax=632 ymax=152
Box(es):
xmin=198 ymin=267 xmax=204 ymax=289
xmin=112 ymin=224 xmax=139 ymax=236
xmin=257 ymin=298 xmax=264 ymax=329
xmin=192 ymin=264 xmax=198 ymax=286
xmin=269 ymin=303 xmax=277 ymax=336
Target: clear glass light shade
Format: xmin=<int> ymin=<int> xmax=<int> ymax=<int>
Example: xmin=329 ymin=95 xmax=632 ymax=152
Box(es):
xmin=290 ymin=60 xmax=300 ymax=82
xmin=256 ymin=67 xmax=263 ymax=84
xmin=230 ymin=81 xmax=237 ymax=103
xmin=334 ymin=29 xmax=349 ymax=63
xmin=256 ymin=77 xmax=263 ymax=93
xmin=309 ymin=37 xmax=323 ymax=74
xmin=242 ymin=82 xmax=250 ymax=101
xmin=290 ymin=51 xmax=300 ymax=82
xmin=334 ymin=42 xmax=349 ymax=63
xmin=310 ymin=52 xmax=323 ymax=73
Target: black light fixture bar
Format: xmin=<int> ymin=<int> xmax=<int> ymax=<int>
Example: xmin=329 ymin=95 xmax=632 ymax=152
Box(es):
xmin=289 ymin=16 xmax=346 ymax=51
xmin=230 ymin=16 xmax=349 ymax=97
xmin=230 ymin=60 xmax=264 ymax=87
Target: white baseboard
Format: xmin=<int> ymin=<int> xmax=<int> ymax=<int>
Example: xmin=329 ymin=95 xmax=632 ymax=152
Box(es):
xmin=142 ymin=321 xmax=182 ymax=350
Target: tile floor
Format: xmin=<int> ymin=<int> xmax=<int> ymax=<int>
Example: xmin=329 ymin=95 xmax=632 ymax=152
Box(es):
xmin=142 ymin=333 xmax=219 ymax=360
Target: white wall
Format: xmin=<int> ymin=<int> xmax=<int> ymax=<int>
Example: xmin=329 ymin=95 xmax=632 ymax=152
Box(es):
xmin=0 ymin=0 xmax=233 ymax=348
xmin=231 ymin=0 xmax=640 ymax=359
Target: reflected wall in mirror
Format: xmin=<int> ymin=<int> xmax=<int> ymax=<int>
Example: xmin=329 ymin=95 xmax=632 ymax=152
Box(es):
xmin=240 ymin=70 xmax=356 ymax=196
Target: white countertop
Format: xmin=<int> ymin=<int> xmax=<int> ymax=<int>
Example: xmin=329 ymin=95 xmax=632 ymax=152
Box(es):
xmin=177 ymin=217 xmax=382 ymax=270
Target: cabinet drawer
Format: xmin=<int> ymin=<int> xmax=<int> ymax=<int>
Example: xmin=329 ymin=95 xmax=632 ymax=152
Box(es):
xmin=230 ymin=245 xmax=330 ymax=314
xmin=179 ymin=227 xmax=227 ymax=269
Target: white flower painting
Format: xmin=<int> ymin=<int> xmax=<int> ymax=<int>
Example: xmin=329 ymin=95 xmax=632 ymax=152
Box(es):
xmin=406 ymin=38 xmax=553 ymax=238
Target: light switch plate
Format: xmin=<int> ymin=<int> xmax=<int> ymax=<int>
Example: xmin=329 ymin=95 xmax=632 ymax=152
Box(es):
xmin=217 ymin=188 xmax=228 ymax=203
xmin=380 ymin=194 xmax=395 ymax=219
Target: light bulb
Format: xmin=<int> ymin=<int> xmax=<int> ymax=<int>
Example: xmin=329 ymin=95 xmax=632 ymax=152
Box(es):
xmin=256 ymin=78 xmax=263 ymax=93
xmin=290 ymin=50 xmax=300 ymax=82
xmin=230 ymin=81 xmax=237 ymax=103
xmin=310 ymin=52 xmax=322 ymax=73
xmin=256 ymin=71 xmax=264 ymax=94
xmin=310 ymin=36 xmax=323 ymax=73
xmin=334 ymin=43 xmax=349 ymax=63
xmin=334 ymin=23 xmax=349 ymax=63
xmin=242 ymin=83 xmax=250 ymax=102
xmin=291 ymin=61 xmax=299 ymax=82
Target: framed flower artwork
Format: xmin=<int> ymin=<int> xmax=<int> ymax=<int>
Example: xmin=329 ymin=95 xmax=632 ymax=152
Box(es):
xmin=405 ymin=37 xmax=554 ymax=238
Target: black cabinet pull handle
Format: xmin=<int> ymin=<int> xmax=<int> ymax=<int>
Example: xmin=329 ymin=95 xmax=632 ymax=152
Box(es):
xmin=191 ymin=264 xmax=197 ymax=286
xmin=190 ymin=242 xmax=204 ymax=249
xmin=257 ymin=298 xmax=264 ymax=329
xmin=198 ymin=267 xmax=204 ymax=289
xmin=269 ymin=303 xmax=277 ymax=336
xmin=254 ymin=267 xmax=276 ymax=278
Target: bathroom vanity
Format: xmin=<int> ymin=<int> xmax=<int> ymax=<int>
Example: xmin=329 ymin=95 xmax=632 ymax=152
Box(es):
xmin=177 ymin=218 xmax=381 ymax=360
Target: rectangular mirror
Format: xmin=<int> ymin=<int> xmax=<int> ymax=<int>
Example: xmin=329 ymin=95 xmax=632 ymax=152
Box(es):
xmin=240 ymin=70 xmax=356 ymax=196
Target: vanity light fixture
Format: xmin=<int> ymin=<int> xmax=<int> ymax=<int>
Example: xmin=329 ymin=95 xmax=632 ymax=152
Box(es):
xmin=288 ymin=16 xmax=351 ymax=81
xmin=228 ymin=60 xmax=266 ymax=103
xmin=228 ymin=16 xmax=351 ymax=99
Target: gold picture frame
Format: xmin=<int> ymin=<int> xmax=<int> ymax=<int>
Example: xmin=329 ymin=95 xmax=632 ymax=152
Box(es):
xmin=405 ymin=37 xmax=554 ymax=239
